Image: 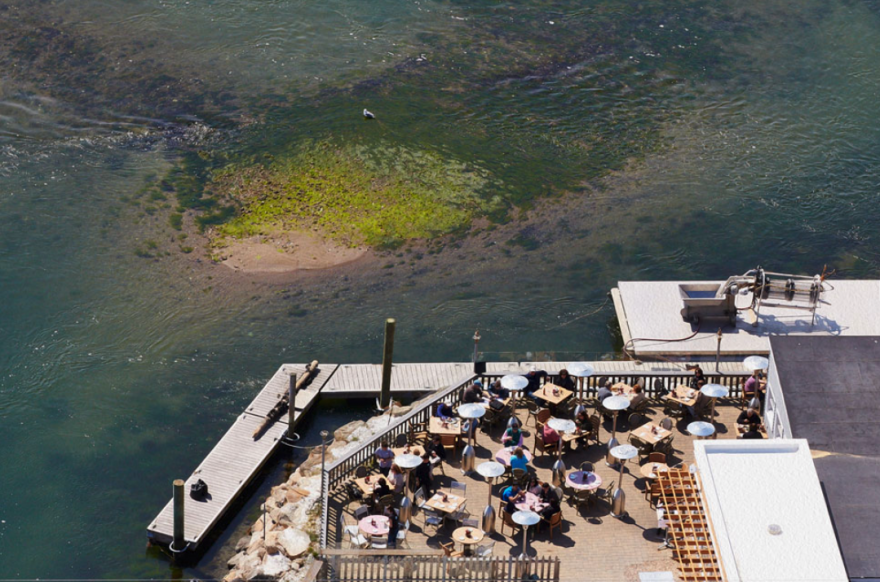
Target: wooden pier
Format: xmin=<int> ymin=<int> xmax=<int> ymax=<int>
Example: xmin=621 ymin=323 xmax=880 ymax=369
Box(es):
xmin=146 ymin=362 xmax=338 ymax=550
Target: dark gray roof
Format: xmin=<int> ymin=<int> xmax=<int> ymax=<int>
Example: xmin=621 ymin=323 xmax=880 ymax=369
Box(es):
xmin=771 ymin=336 xmax=880 ymax=579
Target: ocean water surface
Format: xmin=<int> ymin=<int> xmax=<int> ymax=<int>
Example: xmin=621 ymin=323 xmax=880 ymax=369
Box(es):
xmin=2 ymin=0 xmax=880 ymax=577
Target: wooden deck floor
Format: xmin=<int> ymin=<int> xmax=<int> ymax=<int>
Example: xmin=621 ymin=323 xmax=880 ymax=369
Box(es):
xmin=321 ymin=363 xmax=473 ymax=397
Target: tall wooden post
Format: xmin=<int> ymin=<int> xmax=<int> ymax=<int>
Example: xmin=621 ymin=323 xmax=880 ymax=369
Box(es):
xmin=380 ymin=318 xmax=396 ymax=410
xmin=172 ymin=479 xmax=185 ymax=551
xmin=288 ymin=372 xmax=297 ymax=429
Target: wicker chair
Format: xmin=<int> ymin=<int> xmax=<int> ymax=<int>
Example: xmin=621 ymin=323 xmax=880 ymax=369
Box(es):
xmin=628 ymin=434 xmax=653 ymax=462
xmin=500 ymin=508 xmax=523 ymax=536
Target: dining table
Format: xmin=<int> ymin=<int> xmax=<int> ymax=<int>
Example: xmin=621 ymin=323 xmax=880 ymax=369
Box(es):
xmin=429 ymin=416 xmax=462 ymax=436
xmin=639 ymin=462 xmax=669 ymax=480
xmin=452 ymin=526 xmax=485 ymax=555
xmin=631 ymin=422 xmax=673 ymax=446
xmin=664 ymin=384 xmax=698 ymax=407
xmin=424 ymin=490 xmax=466 ymax=514
xmin=358 ymin=515 xmax=390 ymax=536
xmin=535 ymin=383 xmax=573 ymax=406
xmin=515 ymin=491 xmax=548 ymax=513
xmin=566 ymin=470 xmax=602 ymax=491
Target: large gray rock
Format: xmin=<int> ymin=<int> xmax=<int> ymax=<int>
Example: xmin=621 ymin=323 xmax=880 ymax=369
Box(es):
xmin=236 ymin=554 xmax=263 ymax=581
xmin=334 ymin=420 xmax=366 ymax=443
xmin=235 ymin=535 xmax=251 ymax=552
xmin=276 ymin=528 xmax=311 ymax=558
xmin=260 ymin=553 xmax=293 ymax=578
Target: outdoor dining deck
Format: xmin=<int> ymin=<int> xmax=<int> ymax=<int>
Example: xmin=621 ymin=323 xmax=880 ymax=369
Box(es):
xmin=325 ymin=376 xmax=751 ymax=582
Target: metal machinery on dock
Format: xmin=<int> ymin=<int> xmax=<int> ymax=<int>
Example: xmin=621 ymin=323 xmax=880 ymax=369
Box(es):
xmin=679 ymin=266 xmax=828 ymax=326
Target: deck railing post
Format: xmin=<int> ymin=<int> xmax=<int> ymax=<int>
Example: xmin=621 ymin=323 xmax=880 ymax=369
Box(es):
xmin=380 ymin=319 xmax=396 ymax=410
xmin=288 ymin=372 xmax=298 ymax=430
xmin=172 ymin=479 xmax=185 ymax=552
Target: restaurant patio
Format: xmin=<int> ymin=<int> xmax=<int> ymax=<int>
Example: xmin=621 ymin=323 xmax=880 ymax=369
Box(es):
xmin=323 ymin=373 xmax=751 ymax=581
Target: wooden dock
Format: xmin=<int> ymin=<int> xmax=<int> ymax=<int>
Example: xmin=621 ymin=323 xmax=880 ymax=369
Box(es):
xmin=146 ymin=363 xmax=338 ymax=550
xmin=321 ymin=363 xmax=473 ymax=397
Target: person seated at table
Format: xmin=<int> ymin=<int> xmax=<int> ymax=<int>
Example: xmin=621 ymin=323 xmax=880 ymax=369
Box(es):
xmin=434 ymin=401 xmax=454 ymax=421
xmin=523 ymin=367 xmax=548 ymax=401
xmin=737 ymin=407 xmax=763 ymax=428
xmin=510 ymin=447 xmax=529 ymax=472
xmin=743 ymin=370 xmax=766 ymax=404
xmin=542 ymin=423 xmax=561 ymax=447
xmin=502 ymin=422 xmax=523 ymax=447
xmin=554 ymin=369 xmax=576 ymax=391
xmin=687 ymin=364 xmax=705 ymax=389
xmin=373 ymin=477 xmax=392 ymax=498
xmin=501 ymin=484 xmax=524 ymax=513
xmin=540 ymin=497 xmax=561 ymax=522
xmin=463 ymin=380 xmax=484 ymax=404
xmin=385 ymin=506 xmax=400 ymax=548
xmin=742 ymin=423 xmax=764 ymax=439
xmin=389 ymin=464 xmax=406 ymax=494
xmin=575 ymin=409 xmax=591 ymax=432
xmin=539 ymin=481 xmax=559 ymax=504
xmin=425 ymin=434 xmax=448 ymax=465
xmin=597 ymin=380 xmax=613 ymax=403
xmin=526 ymin=476 xmax=543 ymax=496
xmin=488 ymin=379 xmax=510 ymax=400
xmin=687 ymin=390 xmax=710 ymax=418
xmin=415 ymin=454 xmax=434 ymax=495
xmin=375 ymin=442 xmax=395 ymax=477
xmin=630 ymin=384 xmax=648 ymax=408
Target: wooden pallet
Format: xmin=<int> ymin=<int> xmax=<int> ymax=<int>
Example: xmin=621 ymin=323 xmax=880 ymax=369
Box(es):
xmin=658 ymin=468 xmax=723 ymax=582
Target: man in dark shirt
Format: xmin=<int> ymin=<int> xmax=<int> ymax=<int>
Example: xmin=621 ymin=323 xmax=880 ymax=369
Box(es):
xmin=463 ymin=381 xmax=483 ymax=404
xmin=597 ymin=381 xmax=613 ymax=403
xmin=414 ymin=454 xmax=434 ymax=495
xmin=540 ymin=498 xmax=561 ymax=522
xmin=425 ymin=435 xmax=447 ymax=463
xmin=737 ymin=408 xmax=763 ymax=427
xmin=538 ymin=482 xmax=559 ymax=505
xmin=523 ymin=368 xmax=548 ymax=401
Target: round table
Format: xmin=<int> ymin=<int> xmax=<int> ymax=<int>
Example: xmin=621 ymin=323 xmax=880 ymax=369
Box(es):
xmin=495 ymin=446 xmax=534 ymax=466
xmin=743 ymin=355 xmax=770 ymax=371
xmin=512 ymin=510 xmax=541 ymax=558
xmin=501 ymin=375 xmax=529 ymax=391
xmin=566 ymin=470 xmax=602 ymax=491
xmin=687 ymin=421 xmax=716 ymax=438
xmin=515 ymin=492 xmax=548 ymax=513
xmin=452 ymin=526 xmax=485 ymax=555
xmin=640 ymin=462 xmax=669 ymax=480
xmin=359 ymin=515 xmax=390 ymax=536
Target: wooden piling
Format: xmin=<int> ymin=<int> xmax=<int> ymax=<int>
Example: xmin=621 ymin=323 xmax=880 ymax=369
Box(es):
xmin=172 ymin=479 xmax=185 ymax=551
xmin=379 ymin=319 xmax=396 ymax=409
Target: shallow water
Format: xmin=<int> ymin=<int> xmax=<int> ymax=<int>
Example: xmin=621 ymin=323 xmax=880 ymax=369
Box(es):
xmin=2 ymin=0 xmax=880 ymax=577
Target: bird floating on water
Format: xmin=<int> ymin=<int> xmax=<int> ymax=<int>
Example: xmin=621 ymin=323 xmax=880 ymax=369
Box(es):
xmin=363 ymin=108 xmax=375 ymax=119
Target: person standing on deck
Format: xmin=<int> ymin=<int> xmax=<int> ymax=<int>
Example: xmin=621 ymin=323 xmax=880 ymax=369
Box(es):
xmin=375 ymin=442 xmax=395 ymax=477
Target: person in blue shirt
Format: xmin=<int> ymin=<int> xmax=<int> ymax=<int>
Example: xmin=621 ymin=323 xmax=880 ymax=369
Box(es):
xmin=434 ymin=401 xmax=454 ymax=421
xmin=501 ymin=484 xmax=524 ymax=513
xmin=509 ymin=447 xmax=529 ymax=472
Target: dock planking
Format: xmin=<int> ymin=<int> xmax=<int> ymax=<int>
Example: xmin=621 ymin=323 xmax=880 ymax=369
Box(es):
xmin=146 ymin=363 xmax=335 ymax=549
xmin=321 ymin=363 xmax=473 ymax=397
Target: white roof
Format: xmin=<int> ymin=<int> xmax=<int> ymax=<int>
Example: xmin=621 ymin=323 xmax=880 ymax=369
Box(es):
xmin=616 ymin=279 xmax=880 ymax=356
xmin=694 ymin=439 xmax=847 ymax=582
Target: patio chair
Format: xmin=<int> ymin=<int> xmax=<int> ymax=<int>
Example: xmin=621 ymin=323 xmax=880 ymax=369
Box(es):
xmin=370 ymin=533 xmax=388 ymax=550
xmin=648 ymin=452 xmax=666 ymax=464
xmin=536 ymin=408 xmax=552 ymax=430
xmin=522 ymin=399 xmax=540 ymax=426
xmin=396 ymin=521 xmax=410 ymax=548
xmin=354 ymin=505 xmax=370 ymax=521
xmin=628 ymin=399 xmax=651 ymax=428
xmin=374 ymin=494 xmax=395 ymax=516
xmin=409 ymin=421 xmax=430 ymax=445
xmin=587 ymin=415 xmax=602 ymax=446
xmin=462 ymin=517 xmax=479 ymax=529
xmin=394 ymin=433 xmax=409 ymax=448
xmin=663 ymin=399 xmax=684 ymax=419
xmin=451 ymin=481 xmax=467 ymax=495
xmin=572 ymin=489 xmax=593 ymax=511
xmin=659 ymin=417 xmax=674 ymax=431
xmin=500 ymin=509 xmax=522 ymax=536
xmin=440 ymin=434 xmax=458 ymax=456
xmin=628 ymin=434 xmax=653 ymax=462
xmin=345 ymin=526 xmax=369 ymax=549
xmin=444 ymin=500 xmax=470 ymax=528
xmin=440 ymin=541 xmax=463 ymax=558
xmin=355 ymin=466 xmax=368 ymax=479
xmin=655 ymin=434 xmax=676 ymax=457
xmin=474 ymin=540 xmax=495 ymax=557
xmin=510 ymin=467 xmax=528 ymax=487
xmin=542 ymin=510 xmax=563 ymax=539
xmin=596 ymin=480 xmax=615 ymax=505
xmin=534 ymin=431 xmax=558 ymax=456
xmin=579 ymin=461 xmax=595 ymax=473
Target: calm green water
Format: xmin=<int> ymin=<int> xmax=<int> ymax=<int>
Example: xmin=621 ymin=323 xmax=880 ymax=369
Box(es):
xmin=2 ymin=0 xmax=880 ymax=577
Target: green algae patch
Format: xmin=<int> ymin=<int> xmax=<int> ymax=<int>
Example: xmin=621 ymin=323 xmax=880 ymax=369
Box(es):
xmin=211 ymin=141 xmax=499 ymax=249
